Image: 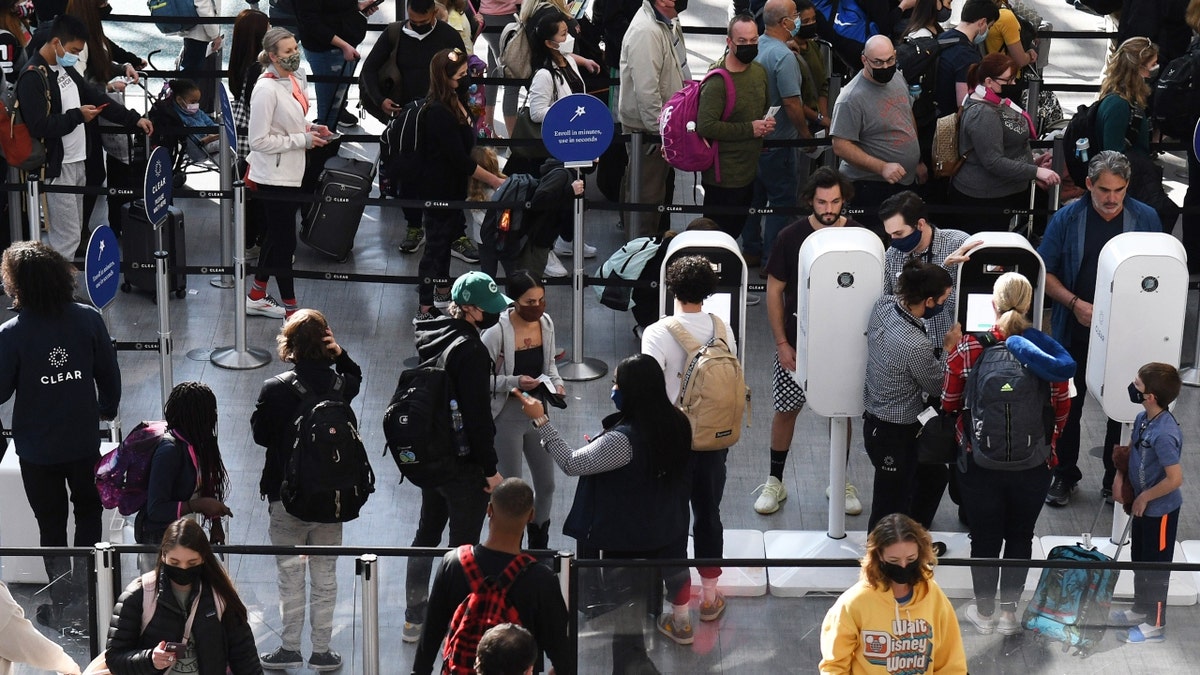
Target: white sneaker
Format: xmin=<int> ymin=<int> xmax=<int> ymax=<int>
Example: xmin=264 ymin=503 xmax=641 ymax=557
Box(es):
xmin=553 ymin=235 xmax=597 ymax=258
xmin=965 ymin=604 xmax=996 ymax=635
xmin=745 ymin=294 xmax=761 ymax=306
xmin=544 ymin=252 xmax=568 ymax=277
xmin=753 ymin=476 xmax=787 ymax=514
xmin=996 ymin=610 xmax=1022 ymax=636
xmin=246 ymin=294 xmax=286 ymax=318
xmin=825 ymin=483 xmax=863 ymax=515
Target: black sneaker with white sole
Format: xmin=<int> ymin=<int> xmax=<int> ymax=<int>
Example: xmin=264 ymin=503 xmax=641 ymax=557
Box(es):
xmin=338 ymin=110 xmax=358 ymax=129
xmin=451 ymin=236 xmax=480 ymax=263
xmin=308 ymin=651 xmax=343 ymax=671
xmin=1045 ymin=476 xmax=1075 ymax=507
xmin=260 ymin=647 xmax=304 ymax=670
xmin=399 ymin=227 xmax=425 ymax=254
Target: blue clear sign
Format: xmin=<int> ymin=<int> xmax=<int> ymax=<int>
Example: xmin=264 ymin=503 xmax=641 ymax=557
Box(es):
xmin=144 ymin=146 xmax=173 ymax=227
xmin=218 ymin=83 xmax=236 ymax=154
xmin=84 ymin=224 xmax=120 ymax=309
xmin=541 ymin=93 xmax=614 ymax=165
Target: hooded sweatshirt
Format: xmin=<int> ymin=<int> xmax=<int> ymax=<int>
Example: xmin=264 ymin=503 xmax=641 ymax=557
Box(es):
xmin=819 ymin=577 xmax=967 ymax=675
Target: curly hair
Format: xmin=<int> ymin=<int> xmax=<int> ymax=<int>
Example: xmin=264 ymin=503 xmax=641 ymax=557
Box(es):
xmin=665 ymin=255 xmax=718 ymax=305
xmin=861 ymin=513 xmax=938 ymax=590
xmin=276 ymin=309 xmax=332 ymax=363
xmin=1100 ymin=37 xmax=1157 ymax=109
xmin=1 ymin=242 xmax=77 ymax=315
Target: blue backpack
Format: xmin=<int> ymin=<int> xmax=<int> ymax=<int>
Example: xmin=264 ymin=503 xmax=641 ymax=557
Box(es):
xmin=813 ymin=0 xmax=879 ymax=47
xmin=147 ymin=0 xmax=199 ymax=35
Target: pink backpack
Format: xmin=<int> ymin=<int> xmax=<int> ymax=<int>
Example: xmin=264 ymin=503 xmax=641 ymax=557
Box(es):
xmin=95 ymin=421 xmax=189 ymax=516
xmin=658 ymin=69 xmax=737 ymax=181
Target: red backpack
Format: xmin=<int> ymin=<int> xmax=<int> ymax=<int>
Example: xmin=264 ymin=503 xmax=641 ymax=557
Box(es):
xmin=658 ymin=69 xmax=736 ymax=181
xmin=440 ymin=545 xmax=536 ymax=675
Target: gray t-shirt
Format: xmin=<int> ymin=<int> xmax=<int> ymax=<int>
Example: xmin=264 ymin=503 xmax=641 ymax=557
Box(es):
xmin=830 ymin=72 xmax=920 ymax=184
xmin=755 ymin=35 xmax=802 ymax=141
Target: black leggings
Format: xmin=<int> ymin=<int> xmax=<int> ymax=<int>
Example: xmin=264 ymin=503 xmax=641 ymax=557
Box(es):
xmin=253 ymin=183 xmax=301 ymax=301
xmin=20 ymin=455 xmax=103 ymax=605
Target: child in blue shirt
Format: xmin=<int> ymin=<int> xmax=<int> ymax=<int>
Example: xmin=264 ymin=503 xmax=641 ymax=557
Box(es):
xmin=1112 ymin=362 xmax=1183 ymax=644
xmin=170 ymin=79 xmax=220 ymax=159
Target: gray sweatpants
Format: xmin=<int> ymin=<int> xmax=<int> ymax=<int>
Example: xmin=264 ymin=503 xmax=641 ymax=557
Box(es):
xmin=268 ymin=501 xmax=342 ymax=653
xmin=46 ymin=160 xmax=86 ymax=259
xmin=494 ymin=397 xmax=556 ymax=528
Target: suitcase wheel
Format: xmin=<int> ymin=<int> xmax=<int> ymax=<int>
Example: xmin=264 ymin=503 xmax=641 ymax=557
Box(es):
xmin=120 ymin=282 xmax=131 ymax=293
xmin=175 ymin=289 xmax=187 ymax=299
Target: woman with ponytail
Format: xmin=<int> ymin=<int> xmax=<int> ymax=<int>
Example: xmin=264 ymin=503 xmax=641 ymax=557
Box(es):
xmin=940 ymin=272 xmax=1074 ymax=636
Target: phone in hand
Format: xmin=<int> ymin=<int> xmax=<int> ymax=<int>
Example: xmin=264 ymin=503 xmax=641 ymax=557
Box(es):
xmin=163 ymin=642 xmax=186 ymax=654
xmin=95 ymin=103 xmax=110 ymax=111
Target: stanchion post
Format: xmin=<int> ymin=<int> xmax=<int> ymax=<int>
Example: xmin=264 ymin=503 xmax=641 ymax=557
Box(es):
xmin=827 ymin=417 xmax=848 ymax=539
xmin=8 ymin=166 xmax=21 ymax=243
xmin=25 ymin=173 xmax=39 ymax=242
xmin=558 ymin=168 xmax=607 ymax=382
xmin=357 ymin=554 xmax=380 ymax=675
xmin=627 ymin=131 xmax=642 ymax=234
xmin=557 ymin=550 xmax=573 ymax=606
xmin=211 ymin=181 xmax=272 ymax=369
xmin=93 ymin=542 xmax=116 ymax=653
xmin=1049 ymin=136 xmax=1064 ymax=212
xmin=211 ymin=107 xmax=234 ymax=289
xmin=154 ymin=223 xmax=173 ymax=412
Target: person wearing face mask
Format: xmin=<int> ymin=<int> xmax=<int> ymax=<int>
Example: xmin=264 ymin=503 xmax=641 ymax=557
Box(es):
xmin=788 ymin=1 xmax=831 ymax=135
xmin=159 ymin=78 xmax=223 ymax=160
xmin=16 ymin=14 xmax=152 ymax=261
xmin=863 ymin=259 xmax=958 ymax=533
xmin=880 ymin=191 xmax=969 ymax=354
xmin=696 ymin=13 xmax=772 ymax=242
xmin=819 ymin=513 xmax=966 ymax=674
xmin=830 ymin=35 xmax=923 ymax=236
xmin=251 ymin=309 xmax=361 ymax=671
xmin=105 ymin=518 xmax=261 ymax=675
xmin=930 ymin=0 xmax=998 ymax=122
xmin=517 ymin=353 xmax=694 ymax=663
xmin=897 ymin=0 xmax=951 ymax=39
xmin=480 ymin=271 xmax=565 ymax=550
xmin=941 ymin=273 xmax=1074 ymax=638
xmin=983 ymin=0 xmax=1039 ymax=93
xmin=950 ymin=53 xmax=1061 ymax=234
xmin=245 ymin=27 xmax=335 ymax=320
xmin=293 ymin=0 xmax=379 ymax=129
xmin=406 ymin=271 xmax=507 ymax=643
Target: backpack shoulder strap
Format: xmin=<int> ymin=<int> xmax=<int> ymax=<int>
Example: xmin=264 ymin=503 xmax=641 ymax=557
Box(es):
xmin=664 ymin=317 xmax=703 ymax=355
xmin=437 ymin=335 xmax=471 ymax=370
xmin=275 ymin=370 xmax=307 ymax=397
xmin=457 ymin=544 xmax=484 ymax=589
xmin=495 ymin=553 xmax=537 ymax=591
xmin=974 ymin=331 xmax=1000 ymax=349
xmin=703 ymin=68 xmax=738 ymax=121
xmin=140 ymin=571 xmax=158 ymax=634
xmin=708 ymin=313 xmax=729 ymax=347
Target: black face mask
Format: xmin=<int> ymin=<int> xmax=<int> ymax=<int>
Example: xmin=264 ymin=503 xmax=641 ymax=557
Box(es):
xmin=99 ymin=4 xmax=113 ymax=18
xmin=1128 ymin=382 xmax=1145 ymax=404
xmin=795 ymin=23 xmax=819 ymax=40
xmin=881 ymin=560 xmax=922 ymax=585
xmin=673 ymin=0 xmax=688 ymax=12
xmin=871 ymin=64 xmax=897 ymax=84
xmin=936 ymin=7 xmax=952 ymax=22
xmin=476 ymin=311 xmax=501 ymax=330
xmin=410 ymin=21 xmax=435 ymax=35
xmin=733 ymin=44 xmax=759 ymax=64
xmin=162 ymin=563 xmax=203 ymax=586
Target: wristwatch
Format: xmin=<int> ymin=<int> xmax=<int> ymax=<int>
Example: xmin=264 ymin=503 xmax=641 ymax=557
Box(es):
xmin=531 ymin=415 xmax=550 ymax=428
xmin=816 ymin=113 xmax=825 ymax=123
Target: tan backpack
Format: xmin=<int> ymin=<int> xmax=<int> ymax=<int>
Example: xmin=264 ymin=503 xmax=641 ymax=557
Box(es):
xmin=665 ymin=315 xmax=749 ymax=451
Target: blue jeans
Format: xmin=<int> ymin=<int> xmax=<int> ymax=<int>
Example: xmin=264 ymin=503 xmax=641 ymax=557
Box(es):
xmin=691 ymin=449 xmax=728 ymax=579
xmin=743 ymin=147 xmax=798 ymax=260
xmin=303 ymin=47 xmax=350 ymax=128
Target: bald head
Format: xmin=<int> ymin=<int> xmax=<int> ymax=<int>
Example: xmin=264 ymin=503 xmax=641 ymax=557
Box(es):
xmin=763 ymin=0 xmax=796 ymax=26
xmin=863 ymin=35 xmax=894 ymax=59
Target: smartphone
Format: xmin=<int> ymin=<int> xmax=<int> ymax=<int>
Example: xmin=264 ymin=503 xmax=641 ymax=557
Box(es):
xmin=324 ymin=131 xmax=343 ymax=141
xmin=95 ymin=103 xmax=110 ymax=111
xmin=163 ymin=642 xmax=186 ymax=654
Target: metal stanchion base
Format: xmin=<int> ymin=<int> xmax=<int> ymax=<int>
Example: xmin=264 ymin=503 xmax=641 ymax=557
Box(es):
xmin=558 ymin=357 xmax=608 ymax=382
xmin=209 ymin=276 xmax=235 ymax=289
xmin=210 ymin=345 xmax=272 ymax=370
xmin=1181 ymin=367 xmax=1200 ymax=387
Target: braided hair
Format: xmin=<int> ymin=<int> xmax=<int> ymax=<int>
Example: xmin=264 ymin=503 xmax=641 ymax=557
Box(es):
xmin=163 ymin=382 xmax=228 ymax=504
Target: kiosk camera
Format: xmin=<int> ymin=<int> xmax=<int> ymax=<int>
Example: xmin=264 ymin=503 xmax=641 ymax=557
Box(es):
xmin=659 ymin=230 xmax=748 ymax=361
xmin=955 ymin=232 xmax=1046 ymax=333
xmin=1086 ymin=232 xmax=1188 ymax=422
xmin=795 ymin=227 xmax=885 ymax=417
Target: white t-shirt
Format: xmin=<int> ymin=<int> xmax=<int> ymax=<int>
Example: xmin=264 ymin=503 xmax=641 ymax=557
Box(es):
xmin=51 ymin=65 xmax=86 ymax=164
xmin=641 ymin=310 xmax=738 ymax=405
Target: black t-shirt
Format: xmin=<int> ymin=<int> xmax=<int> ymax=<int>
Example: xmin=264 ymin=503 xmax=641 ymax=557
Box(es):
xmin=1072 ymin=203 xmax=1124 ymax=341
xmin=764 ymin=217 xmax=866 ymax=347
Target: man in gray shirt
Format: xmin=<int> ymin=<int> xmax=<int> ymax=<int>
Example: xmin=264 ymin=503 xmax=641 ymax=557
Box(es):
xmin=830 ymin=34 xmax=924 ymax=235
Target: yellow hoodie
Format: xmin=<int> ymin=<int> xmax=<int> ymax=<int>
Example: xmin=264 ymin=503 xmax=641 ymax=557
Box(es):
xmin=819 ymin=576 xmax=967 ymax=674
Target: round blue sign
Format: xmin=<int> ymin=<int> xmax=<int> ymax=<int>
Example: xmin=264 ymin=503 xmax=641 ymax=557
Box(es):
xmin=144 ymin=146 xmax=173 ymax=227
xmin=540 ymin=93 xmax=614 ymax=165
xmin=84 ymin=224 xmax=120 ymax=309
xmin=218 ymin=83 xmax=236 ymax=154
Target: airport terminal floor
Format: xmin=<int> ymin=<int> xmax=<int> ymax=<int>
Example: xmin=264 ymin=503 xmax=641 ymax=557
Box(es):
xmin=3 ymin=0 xmax=1200 ymax=673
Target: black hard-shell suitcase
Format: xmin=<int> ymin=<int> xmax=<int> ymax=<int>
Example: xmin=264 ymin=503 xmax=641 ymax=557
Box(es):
xmin=120 ymin=201 xmax=187 ymax=299
xmin=300 ymin=156 xmax=376 ymax=262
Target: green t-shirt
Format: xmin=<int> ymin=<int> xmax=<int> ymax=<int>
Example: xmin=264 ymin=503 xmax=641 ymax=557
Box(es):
xmin=695 ymin=61 xmax=770 ymax=188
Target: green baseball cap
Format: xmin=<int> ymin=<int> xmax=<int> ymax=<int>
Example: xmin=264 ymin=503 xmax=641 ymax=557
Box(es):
xmin=451 ymin=271 xmax=512 ymax=314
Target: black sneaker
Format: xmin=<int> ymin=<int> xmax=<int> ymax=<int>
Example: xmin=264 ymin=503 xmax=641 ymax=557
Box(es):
xmin=451 ymin=236 xmax=480 ymax=263
xmin=399 ymin=227 xmax=425 ymax=254
xmin=1045 ymin=476 xmax=1075 ymax=507
xmin=1101 ymin=487 xmax=1114 ymax=504
xmin=260 ymin=647 xmax=304 ymax=670
xmin=308 ymin=651 xmax=343 ymax=672
xmin=338 ymin=109 xmax=358 ymax=129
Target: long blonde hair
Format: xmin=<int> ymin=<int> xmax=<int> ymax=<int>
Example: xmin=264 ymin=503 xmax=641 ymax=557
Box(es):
xmin=992 ymin=272 xmax=1032 ymax=337
xmin=1099 ymin=37 xmax=1157 ymax=108
xmin=469 ymin=146 xmax=503 ymax=201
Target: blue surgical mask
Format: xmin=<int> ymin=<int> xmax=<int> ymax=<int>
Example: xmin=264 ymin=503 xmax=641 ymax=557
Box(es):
xmin=924 ymin=301 xmax=946 ymax=319
xmin=974 ymin=28 xmax=989 ymax=45
xmin=610 ymin=386 xmax=623 ymax=411
xmin=891 ymin=228 xmax=922 ymax=253
xmin=57 ymin=43 xmax=79 ymax=69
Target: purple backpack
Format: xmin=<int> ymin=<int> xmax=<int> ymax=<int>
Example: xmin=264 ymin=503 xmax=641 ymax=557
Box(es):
xmin=658 ymin=69 xmax=737 ymax=181
xmin=95 ymin=421 xmax=171 ymax=516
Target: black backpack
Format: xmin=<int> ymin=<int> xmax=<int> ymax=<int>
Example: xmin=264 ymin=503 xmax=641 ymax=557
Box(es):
xmin=962 ymin=333 xmax=1055 ymax=471
xmin=479 ymin=174 xmax=539 ymax=272
xmin=1061 ymin=100 xmax=1102 ymax=187
xmin=379 ymin=98 xmax=428 ymax=197
xmin=895 ymin=33 xmax=959 ymax=128
xmin=278 ymin=373 xmax=375 ymax=523
xmin=383 ymin=336 xmax=468 ymax=488
xmin=1151 ymin=42 xmax=1200 ymax=140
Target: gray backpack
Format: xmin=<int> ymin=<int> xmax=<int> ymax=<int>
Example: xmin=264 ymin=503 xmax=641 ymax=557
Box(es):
xmin=962 ymin=333 xmax=1054 ymax=471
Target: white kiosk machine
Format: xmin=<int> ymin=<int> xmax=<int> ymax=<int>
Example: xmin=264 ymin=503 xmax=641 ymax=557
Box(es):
xmin=1086 ymin=232 xmax=1188 ymax=541
xmin=659 ymin=231 xmax=748 ymax=360
xmin=954 ymin=232 xmax=1045 ymax=333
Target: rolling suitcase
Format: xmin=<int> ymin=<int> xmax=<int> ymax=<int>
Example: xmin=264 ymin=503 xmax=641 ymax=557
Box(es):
xmin=300 ymin=156 xmax=376 ymax=262
xmin=120 ymin=201 xmax=187 ymax=299
xmin=1023 ymin=500 xmax=1133 ymax=655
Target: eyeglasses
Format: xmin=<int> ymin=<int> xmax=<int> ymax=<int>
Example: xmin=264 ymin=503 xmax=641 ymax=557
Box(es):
xmin=864 ymin=55 xmax=897 ymax=68
xmin=991 ymin=76 xmax=1013 ymax=85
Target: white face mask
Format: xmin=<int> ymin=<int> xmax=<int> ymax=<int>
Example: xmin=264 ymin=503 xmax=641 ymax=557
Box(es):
xmin=557 ymin=34 xmax=575 ymax=56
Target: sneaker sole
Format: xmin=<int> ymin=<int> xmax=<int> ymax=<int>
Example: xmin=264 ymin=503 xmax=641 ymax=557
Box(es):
xmin=309 ymin=662 xmax=343 ymax=671
xmin=246 ymin=307 xmax=286 ymax=318
xmin=699 ymin=603 xmax=726 ymax=622
xmin=845 ymin=502 xmax=863 ymax=516
xmin=398 ymin=239 xmax=425 ymax=254
xmin=554 ymin=248 xmax=598 ymax=259
xmin=260 ymin=660 xmax=304 ymax=670
xmin=656 ymin=623 xmax=695 ymax=645
xmin=996 ymin=625 xmax=1022 ymax=636
xmin=754 ymin=497 xmax=785 ymax=515
xmin=451 ymin=250 xmax=480 ymax=263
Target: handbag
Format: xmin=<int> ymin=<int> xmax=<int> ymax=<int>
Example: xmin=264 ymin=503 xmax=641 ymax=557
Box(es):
xmin=932 ymin=112 xmax=966 ymax=179
xmin=1111 ymin=444 xmax=1135 ymax=514
xmin=0 ymin=65 xmax=50 ymax=171
xmin=917 ymin=412 xmax=959 ymax=465
xmin=509 ymin=105 xmax=548 ymax=160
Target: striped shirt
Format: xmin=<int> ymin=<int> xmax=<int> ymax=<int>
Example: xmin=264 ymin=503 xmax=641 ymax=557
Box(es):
xmin=884 ymin=226 xmax=970 ymax=349
xmin=863 ymin=296 xmax=944 ymax=424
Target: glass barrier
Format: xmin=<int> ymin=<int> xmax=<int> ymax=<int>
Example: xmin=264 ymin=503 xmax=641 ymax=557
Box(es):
xmin=6 ymin=544 xmax=1200 ymax=674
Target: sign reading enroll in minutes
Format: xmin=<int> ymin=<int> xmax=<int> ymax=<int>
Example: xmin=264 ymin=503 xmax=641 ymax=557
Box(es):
xmin=84 ymin=224 xmax=120 ymax=309
xmin=541 ymin=93 xmax=614 ymax=166
xmin=144 ymin=146 xmax=173 ymax=227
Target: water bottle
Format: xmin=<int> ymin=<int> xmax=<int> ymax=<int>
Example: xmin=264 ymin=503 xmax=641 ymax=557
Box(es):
xmin=1075 ymin=137 xmax=1090 ymax=164
xmin=450 ymin=399 xmax=470 ymax=457
xmin=908 ymin=83 xmax=921 ymax=106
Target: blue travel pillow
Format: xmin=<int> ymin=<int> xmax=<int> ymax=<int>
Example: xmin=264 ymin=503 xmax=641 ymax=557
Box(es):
xmin=1006 ymin=328 xmax=1076 ymax=382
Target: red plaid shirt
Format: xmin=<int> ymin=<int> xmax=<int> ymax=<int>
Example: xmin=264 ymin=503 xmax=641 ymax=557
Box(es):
xmin=942 ymin=328 xmax=1072 ymax=466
